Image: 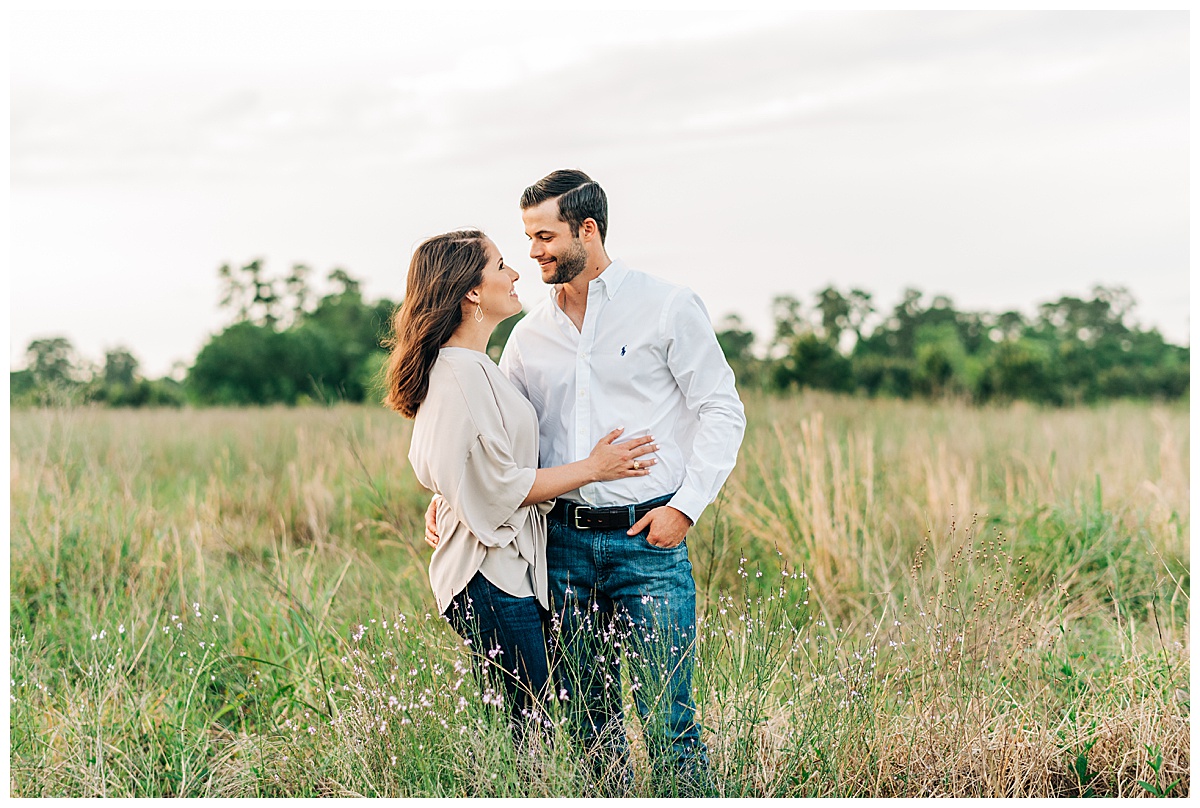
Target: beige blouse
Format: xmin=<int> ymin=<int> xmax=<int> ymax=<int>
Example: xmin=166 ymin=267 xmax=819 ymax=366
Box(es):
xmin=408 ymin=347 xmax=551 ymax=615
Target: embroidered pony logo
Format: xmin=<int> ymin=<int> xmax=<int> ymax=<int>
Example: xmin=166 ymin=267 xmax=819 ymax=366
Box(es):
xmin=621 ymin=345 xmax=627 ymax=356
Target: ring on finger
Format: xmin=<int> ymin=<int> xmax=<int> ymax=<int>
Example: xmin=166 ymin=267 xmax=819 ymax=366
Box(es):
xmin=633 ymin=460 xmax=641 ymax=470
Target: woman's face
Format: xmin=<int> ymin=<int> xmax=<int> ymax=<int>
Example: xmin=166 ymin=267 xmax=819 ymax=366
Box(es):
xmin=473 ymin=238 xmax=522 ymax=323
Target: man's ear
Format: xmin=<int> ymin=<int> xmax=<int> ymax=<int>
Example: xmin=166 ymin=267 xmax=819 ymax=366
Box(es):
xmin=580 ymin=217 xmax=599 ymax=242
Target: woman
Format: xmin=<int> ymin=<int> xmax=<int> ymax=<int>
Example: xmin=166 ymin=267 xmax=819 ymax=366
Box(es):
xmin=383 ymin=229 xmax=656 ymax=741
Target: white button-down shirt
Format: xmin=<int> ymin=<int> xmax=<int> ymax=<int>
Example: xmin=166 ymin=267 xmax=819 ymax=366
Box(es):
xmin=499 ymin=260 xmax=746 ymax=524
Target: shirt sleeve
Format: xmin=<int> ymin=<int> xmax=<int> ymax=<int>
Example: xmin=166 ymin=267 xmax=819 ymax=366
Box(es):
xmin=661 ymin=289 xmax=747 ymax=524
xmin=421 ymin=361 xmax=537 ymax=546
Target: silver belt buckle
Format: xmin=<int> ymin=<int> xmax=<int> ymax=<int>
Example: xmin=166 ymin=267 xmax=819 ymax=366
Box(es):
xmin=573 ymin=506 xmax=592 ymax=530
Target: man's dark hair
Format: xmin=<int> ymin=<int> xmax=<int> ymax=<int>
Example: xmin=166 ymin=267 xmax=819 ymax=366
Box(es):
xmin=520 ymin=169 xmax=608 ymax=244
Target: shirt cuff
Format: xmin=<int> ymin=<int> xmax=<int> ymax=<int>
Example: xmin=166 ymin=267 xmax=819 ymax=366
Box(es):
xmin=667 ymin=489 xmax=707 ymax=527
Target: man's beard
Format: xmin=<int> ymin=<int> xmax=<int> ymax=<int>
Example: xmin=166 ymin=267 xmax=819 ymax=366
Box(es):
xmin=546 ymin=238 xmax=588 ymax=284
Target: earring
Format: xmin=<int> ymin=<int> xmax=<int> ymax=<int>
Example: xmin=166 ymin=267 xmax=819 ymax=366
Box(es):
xmin=474 ymin=303 xmax=483 ymax=323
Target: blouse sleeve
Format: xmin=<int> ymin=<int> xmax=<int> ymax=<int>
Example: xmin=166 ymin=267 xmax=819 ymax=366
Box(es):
xmin=420 ymin=359 xmax=536 ymax=546
xmin=456 ymin=432 xmax=537 ymax=535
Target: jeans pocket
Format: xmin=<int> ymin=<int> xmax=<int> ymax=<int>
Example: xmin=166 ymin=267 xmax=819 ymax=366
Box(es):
xmin=637 ymin=532 xmax=687 ymax=553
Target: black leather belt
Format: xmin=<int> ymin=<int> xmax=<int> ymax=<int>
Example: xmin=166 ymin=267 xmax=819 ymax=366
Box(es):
xmin=548 ymin=495 xmax=674 ymax=530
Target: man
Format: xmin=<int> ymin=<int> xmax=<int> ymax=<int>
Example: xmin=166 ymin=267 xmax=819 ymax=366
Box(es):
xmin=428 ymin=170 xmax=745 ymax=788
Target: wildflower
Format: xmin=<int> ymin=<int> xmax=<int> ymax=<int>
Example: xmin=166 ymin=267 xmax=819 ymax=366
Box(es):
xmin=118 ymin=624 xmax=125 ymax=634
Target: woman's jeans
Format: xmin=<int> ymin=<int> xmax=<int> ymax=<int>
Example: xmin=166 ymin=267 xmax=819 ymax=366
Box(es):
xmin=443 ymin=570 xmax=551 ymax=745
xmin=545 ymin=496 xmax=708 ymax=779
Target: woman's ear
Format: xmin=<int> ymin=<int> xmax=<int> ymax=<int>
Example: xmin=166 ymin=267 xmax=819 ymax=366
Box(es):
xmin=466 ymin=289 xmax=481 ymax=304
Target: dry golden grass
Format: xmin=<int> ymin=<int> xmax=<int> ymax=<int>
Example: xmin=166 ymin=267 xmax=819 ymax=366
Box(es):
xmin=9 ymin=394 xmax=1189 ymax=796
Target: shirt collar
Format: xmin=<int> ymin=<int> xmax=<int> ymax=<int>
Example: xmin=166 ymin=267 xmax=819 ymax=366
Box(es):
xmin=593 ymin=259 xmax=629 ymax=299
xmin=547 ymin=258 xmax=630 ymax=307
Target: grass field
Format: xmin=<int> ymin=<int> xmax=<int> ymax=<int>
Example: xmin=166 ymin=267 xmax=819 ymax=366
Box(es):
xmin=8 ymin=393 xmax=1190 ymax=796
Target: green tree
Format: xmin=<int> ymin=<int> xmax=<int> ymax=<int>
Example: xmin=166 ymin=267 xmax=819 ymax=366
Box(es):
xmin=978 ymin=338 xmax=1059 ymax=404
xmin=814 ymin=286 xmax=851 ymax=346
xmin=218 ymin=259 xmax=282 ymax=327
xmin=488 ymin=310 xmax=525 ymax=363
xmin=715 ymin=313 xmax=764 ymax=389
xmin=188 ymin=322 xmax=297 ymax=405
xmin=845 ymin=288 xmax=875 ymax=346
xmin=26 ymin=337 xmax=83 ymax=387
xmin=193 ymin=260 xmax=399 ymax=405
xmin=773 ymin=332 xmax=854 ymax=393
xmin=716 ymin=313 xmax=756 ymax=363
xmin=285 ymin=263 xmax=314 ymax=323
xmin=852 ymin=355 xmax=914 ymax=398
xmin=103 ymin=348 xmax=139 ymax=387
xmin=770 ymin=294 xmax=807 ymax=355
xmin=912 ymin=323 xmax=971 ymax=398
xmin=10 ymin=369 xmax=39 ymax=406
xmin=301 ymin=270 xmax=396 ymax=402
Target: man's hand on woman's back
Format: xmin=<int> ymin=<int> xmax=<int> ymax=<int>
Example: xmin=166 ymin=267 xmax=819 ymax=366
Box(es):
xmin=424 ymin=496 xmax=441 ymax=548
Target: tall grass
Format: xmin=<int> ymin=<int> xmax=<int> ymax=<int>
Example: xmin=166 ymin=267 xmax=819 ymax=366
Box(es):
xmin=9 ymin=394 xmax=1189 ymax=796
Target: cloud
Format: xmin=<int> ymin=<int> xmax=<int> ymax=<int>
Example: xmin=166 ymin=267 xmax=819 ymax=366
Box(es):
xmin=9 ymin=10 xmax=1190 ymax=374
xmin=13 ymin=11 xmax=1185 ymax=183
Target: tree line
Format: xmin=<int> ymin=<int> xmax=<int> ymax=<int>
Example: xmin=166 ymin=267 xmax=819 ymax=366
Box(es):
xmin=11 ymin=260 xmax=1188 ymax=408
xmin=726 ymin=285 xmax=1188 ymax=404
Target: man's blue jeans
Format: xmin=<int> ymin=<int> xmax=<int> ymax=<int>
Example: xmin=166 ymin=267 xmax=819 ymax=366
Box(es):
xmin=545 ymin=495 xmax=708 ymax=775
xmin=443 ymin=570 xmax=551 ymax=745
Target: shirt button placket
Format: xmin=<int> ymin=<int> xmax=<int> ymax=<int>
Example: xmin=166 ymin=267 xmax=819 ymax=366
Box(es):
xmin=576 ymin=289 xmax=598 ymax=501
xmin=576 ymin=361 xmax=589 ymax=466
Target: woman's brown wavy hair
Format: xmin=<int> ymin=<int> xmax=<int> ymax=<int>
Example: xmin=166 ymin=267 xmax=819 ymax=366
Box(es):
xmin=383 ymin=230 xmax=488 ymax=418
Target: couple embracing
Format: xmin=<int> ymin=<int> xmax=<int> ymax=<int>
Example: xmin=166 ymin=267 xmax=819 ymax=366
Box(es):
xmin=383 ymin=170 xmax=746 ymax=791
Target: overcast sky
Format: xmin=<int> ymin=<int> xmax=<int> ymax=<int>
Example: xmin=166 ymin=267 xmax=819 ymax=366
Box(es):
xmin=10 ymin=9 xmax=1190 ymax=376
